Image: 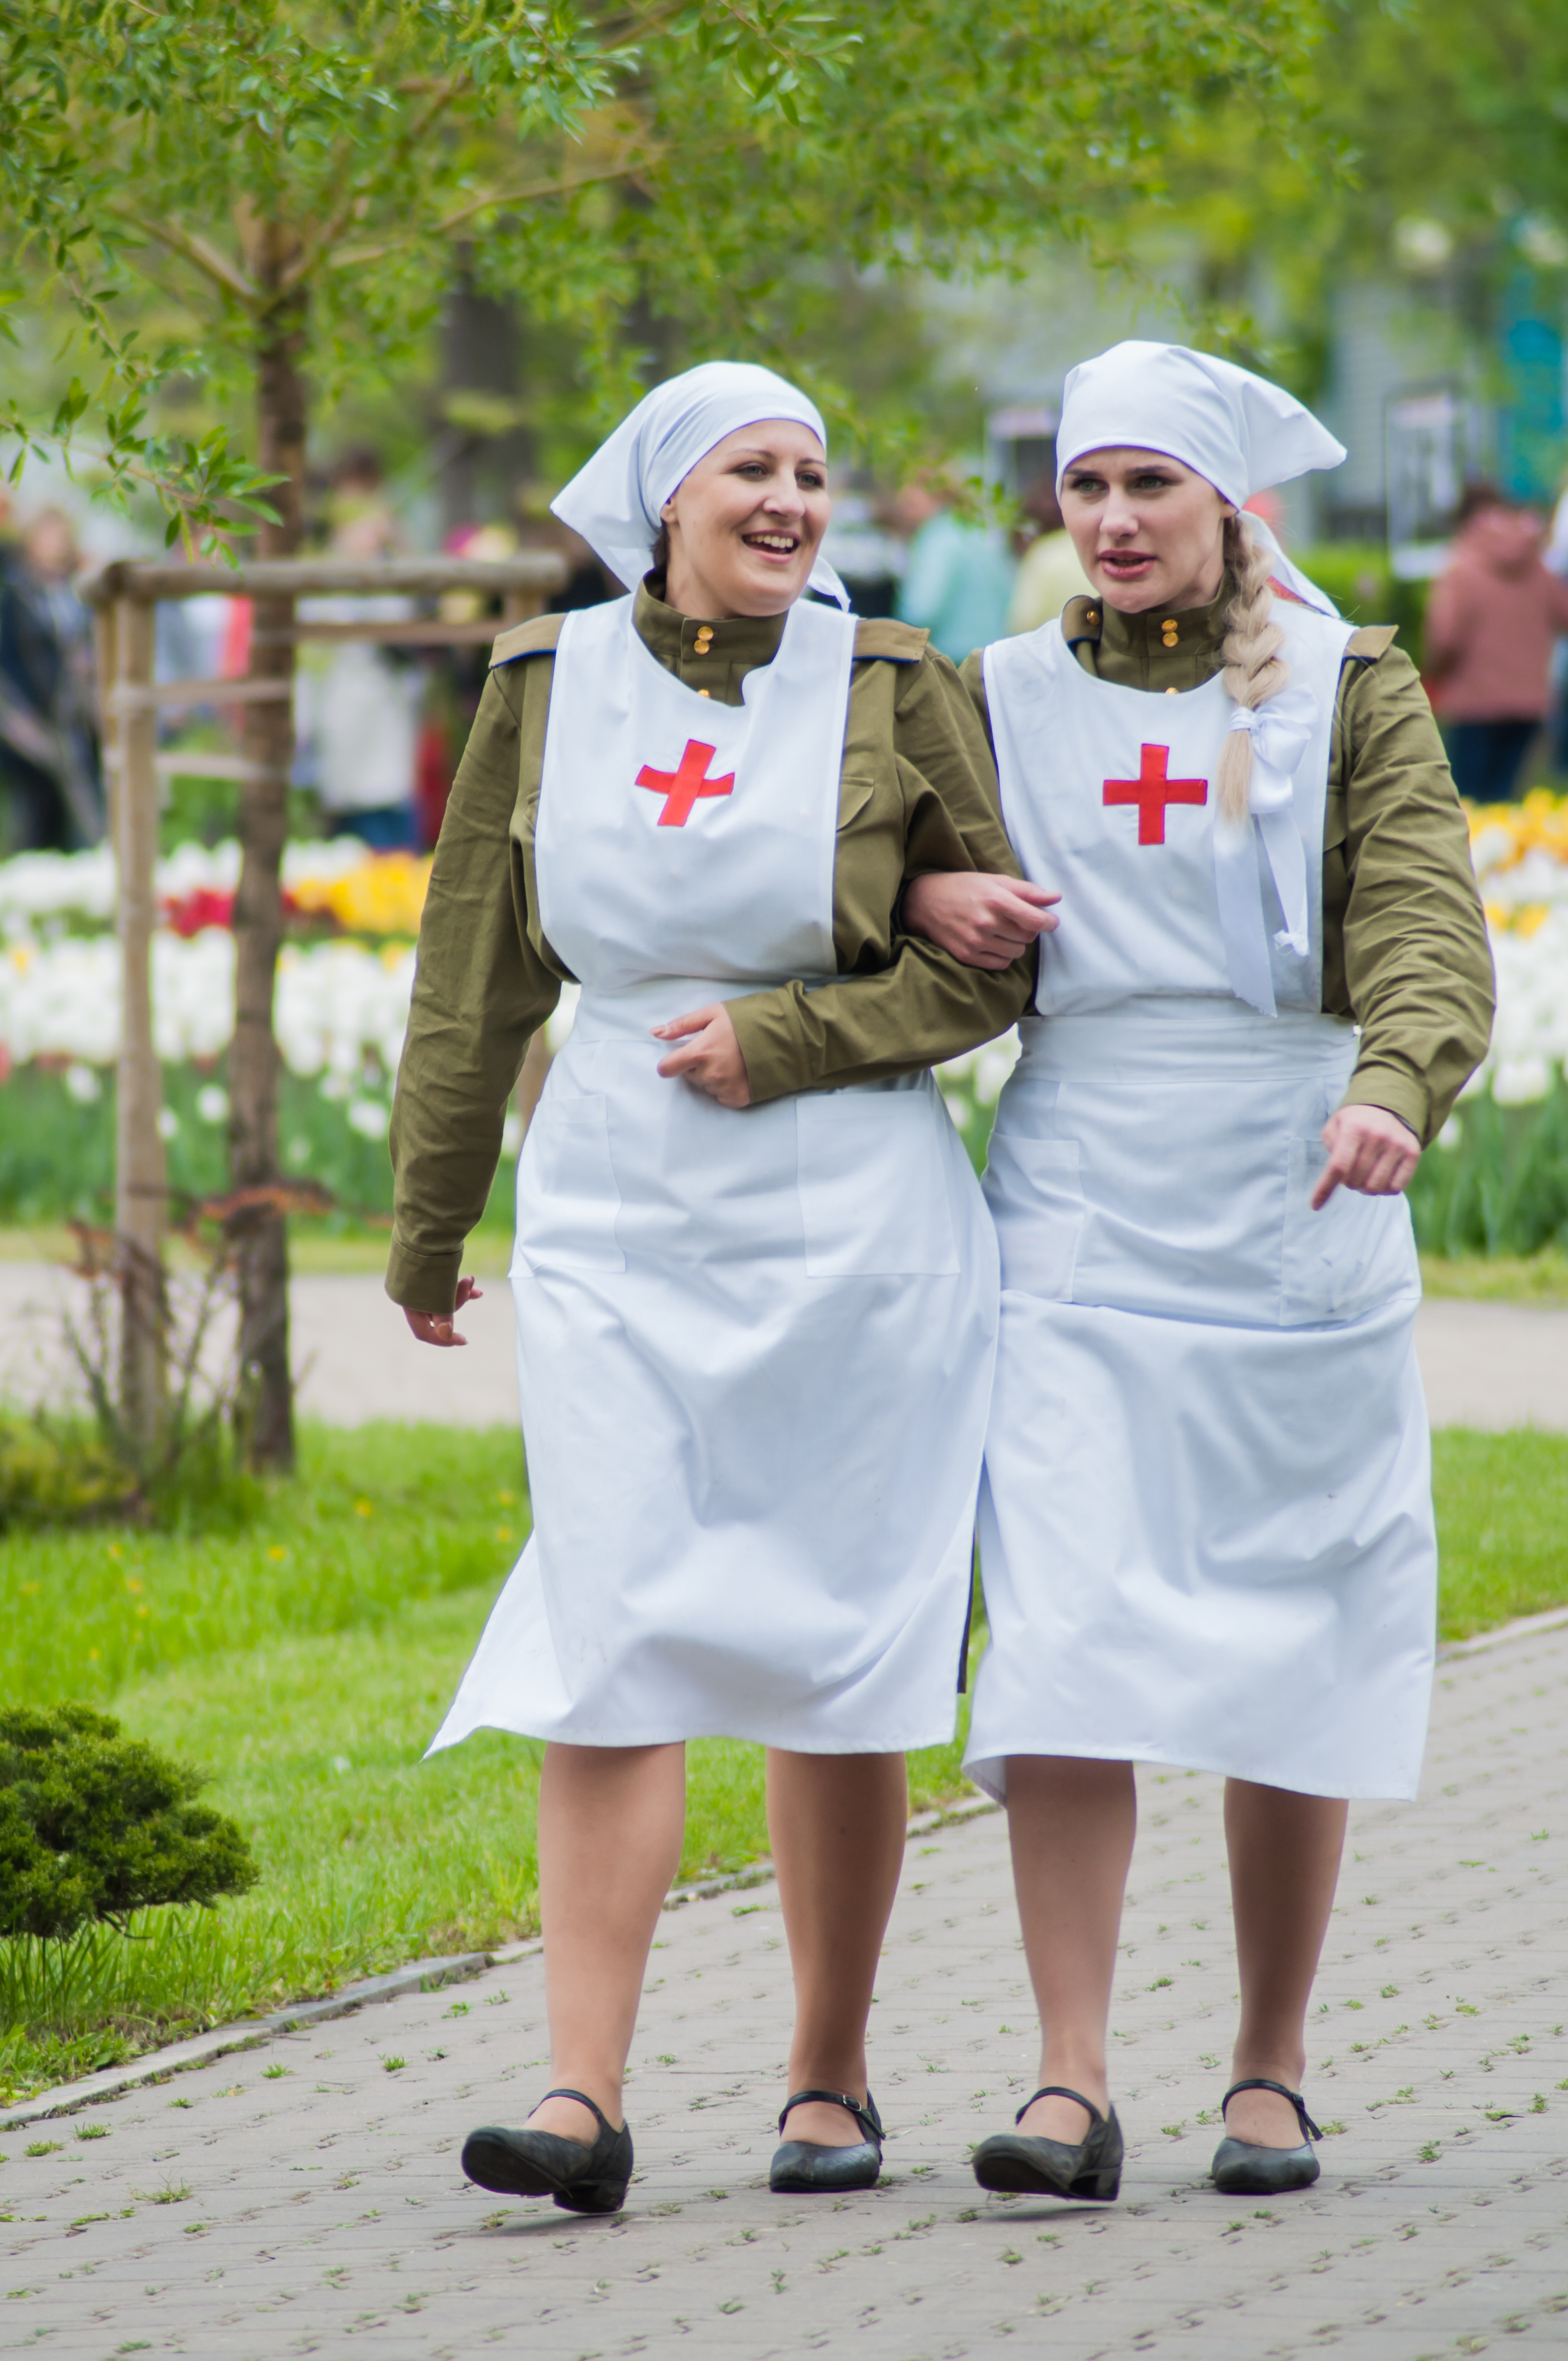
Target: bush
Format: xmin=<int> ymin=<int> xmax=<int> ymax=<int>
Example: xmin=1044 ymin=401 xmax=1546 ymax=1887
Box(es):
xmin=0 ymin=1418 xmax=139 ymax=1531
xmin=0 ymin=1703 xmax=258 ymax=1943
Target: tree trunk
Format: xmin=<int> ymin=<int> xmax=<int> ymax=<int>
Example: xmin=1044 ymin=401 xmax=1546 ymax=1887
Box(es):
xmin=111 ymin=592 xmax=168 ymax=1456
xmin=232 ymin=260 xmax=307 ymax=1471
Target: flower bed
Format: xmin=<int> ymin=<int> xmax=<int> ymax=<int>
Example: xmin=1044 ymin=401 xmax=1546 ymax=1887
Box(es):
xmin=3 ymin=805 xmax=1567 ymax=1249
xmin=0 ymin=841 xmax=577 ymax=1223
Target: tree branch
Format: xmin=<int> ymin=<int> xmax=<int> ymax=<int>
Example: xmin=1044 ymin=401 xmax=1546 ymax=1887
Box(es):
xmin=325 ymin=152 xmax=648 ymax=269
xmin=277 ymin=72 xmax=469 ymax=295
xmin=117 ymin=213 xmax=260 ymax=306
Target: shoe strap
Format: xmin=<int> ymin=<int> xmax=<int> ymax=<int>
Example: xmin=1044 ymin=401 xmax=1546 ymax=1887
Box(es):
xmin=1220 ymin=2079 xmax=1322 ymax=2142
xmin=1014 ymin=2085 xmax=1104 ymax=2128
xmin=539 ymin=2086 xmax=616 ymax=2136
xmin=777 ymin=2087 xmax=884 ymax=2146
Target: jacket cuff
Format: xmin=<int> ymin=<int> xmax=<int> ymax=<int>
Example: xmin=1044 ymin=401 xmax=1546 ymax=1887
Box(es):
xmin=728 ymin=988 xmax=816 ymax=1106
xmin=384 ymin=1239 xmax=463 ymax=1316
xmin=1340 ymin=1063 xmax=1430 ymax=1148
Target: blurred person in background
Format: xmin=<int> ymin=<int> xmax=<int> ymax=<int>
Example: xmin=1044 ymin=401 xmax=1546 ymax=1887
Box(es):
xmin=1007 ymin=477 xmax=1092 ymax=635
xmin=0 ymin=501 xmax=103 ymax=851
xmin=1546 ymin=468 xmax=1568 ymax=778
xmin=894 ymin=475 xmax=1015 ymax=661
xmin=1423 ymin=482 xmax=1568 ymax=804
xmin=299 ymin=449 xmax=421 ymax=848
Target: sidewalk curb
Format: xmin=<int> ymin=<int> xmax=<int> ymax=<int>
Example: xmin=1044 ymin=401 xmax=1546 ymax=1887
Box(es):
xmin=1437 ymin=1604 xmax=1568 ymax=1661
xmin=0 ymin=1951 xmax=495 ymax=2132
xmin=0 ymin=1795 xmax=998 ymax=2130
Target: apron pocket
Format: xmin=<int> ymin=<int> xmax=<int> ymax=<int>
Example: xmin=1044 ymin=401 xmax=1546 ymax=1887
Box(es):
xmin=982 ymin=1134 xmax=1084 ymax=1298
xmin=514 ymin=1092 xmax=626 ymax=1274
xmin=796 ymin=1092 xmax=960 ymax=1276
xmin=1281 ymin=1137 xmax=1417 ymax=1325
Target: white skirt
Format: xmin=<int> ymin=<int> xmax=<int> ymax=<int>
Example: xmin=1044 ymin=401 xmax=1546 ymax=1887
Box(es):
xmin=963 ymin=1001 xmax=1436 ymax=1803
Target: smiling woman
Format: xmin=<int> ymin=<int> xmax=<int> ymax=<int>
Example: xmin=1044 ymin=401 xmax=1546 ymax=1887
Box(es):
xmin=384 ymin=360 xmax=1035 ymax=2213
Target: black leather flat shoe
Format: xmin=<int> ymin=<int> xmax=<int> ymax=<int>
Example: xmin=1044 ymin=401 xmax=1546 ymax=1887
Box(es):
xmin=769 ymin=2088 xmax=884 ymax=2193
xmin=461 ymin=2087 xmax=633 ymax=2215
xmin=1210 ymin=2078 xmax=1321 ymax=2195
xmin=972 ymin=2084 xmax=1123 ymax=2201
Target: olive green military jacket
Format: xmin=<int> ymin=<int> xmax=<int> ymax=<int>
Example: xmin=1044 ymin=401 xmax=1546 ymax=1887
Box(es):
xmin=959 ymin=586 xmax=1494 ymax=1151
xmin=387 ymin=582 xmax=1034 ymax=1314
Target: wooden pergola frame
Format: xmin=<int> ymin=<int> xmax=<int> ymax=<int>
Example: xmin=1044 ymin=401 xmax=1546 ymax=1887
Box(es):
xmin=80 ymin=553 xmax=564 ymax=1425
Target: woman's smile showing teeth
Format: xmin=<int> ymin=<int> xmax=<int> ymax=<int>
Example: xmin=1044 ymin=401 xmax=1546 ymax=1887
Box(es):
xmin=746 ymin=531 xmax=799 ymax=554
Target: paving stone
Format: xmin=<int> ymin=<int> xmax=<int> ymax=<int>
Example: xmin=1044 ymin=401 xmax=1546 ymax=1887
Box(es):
xmin=5 ymin=1628 xmax=1566 ymax=2359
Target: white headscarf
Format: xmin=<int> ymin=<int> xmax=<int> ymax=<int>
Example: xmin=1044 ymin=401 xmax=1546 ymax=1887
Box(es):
xmin=1054 ymin=341 xmax=1347 ymax=616
xmin=551 ymin=361 xmax=849 ymax=609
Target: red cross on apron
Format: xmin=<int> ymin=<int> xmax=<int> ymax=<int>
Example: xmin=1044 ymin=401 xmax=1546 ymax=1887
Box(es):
xmin=636 ymin=740 xmax=736 ymax=828
xmin=1103 ymin=744 xmax=1208 ymax=845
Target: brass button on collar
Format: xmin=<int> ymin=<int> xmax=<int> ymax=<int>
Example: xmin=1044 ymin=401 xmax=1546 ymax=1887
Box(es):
xmin=1160 ymin=616 xmax=1179 ymax=648
xmin=693 ymin=624 xmax=714 ymax=653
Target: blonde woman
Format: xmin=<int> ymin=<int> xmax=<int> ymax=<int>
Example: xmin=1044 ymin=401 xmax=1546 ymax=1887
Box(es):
xmin=904 ymin=344 xmax=1493 ymax=2201
xmin=388 ymin=363 xmax=1034 ymax=2211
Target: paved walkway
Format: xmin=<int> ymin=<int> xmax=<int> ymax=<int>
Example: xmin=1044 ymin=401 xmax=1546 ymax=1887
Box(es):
xmin=6 ymin=1622 xmax=1565 ymax=2358
xmin=4 ymin=1262 xmax=1568 ymax=1431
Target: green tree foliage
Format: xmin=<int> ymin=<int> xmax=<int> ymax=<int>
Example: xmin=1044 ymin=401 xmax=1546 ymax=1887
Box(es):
xmin=1144 ymin=0 xmax=1568 ymax=390
xmin=3 ymin=0 xmax=1328 ymax=482
xmin=0 ymin=1703 xmax=258 ymax=1943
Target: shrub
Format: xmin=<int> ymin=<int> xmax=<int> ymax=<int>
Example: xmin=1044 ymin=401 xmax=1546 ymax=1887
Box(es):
xmin=0 ymin=1419 xmax=140 ymax=1532
xmin=0 ymin=1704 xmax=258 ymax=1943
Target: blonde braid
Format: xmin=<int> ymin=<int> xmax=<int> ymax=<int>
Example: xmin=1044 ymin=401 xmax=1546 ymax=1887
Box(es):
xmin=1214 ymin=511 xmax=1289 ymax=824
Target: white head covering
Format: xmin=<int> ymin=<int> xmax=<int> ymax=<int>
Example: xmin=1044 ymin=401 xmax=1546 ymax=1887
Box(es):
xmin=551 ymin=361 xmax=848 ymax=608
xmin=1054 ymin=341 xmax=1347 ymax=616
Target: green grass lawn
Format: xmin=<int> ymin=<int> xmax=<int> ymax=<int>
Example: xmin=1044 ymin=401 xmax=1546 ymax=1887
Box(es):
xmin=3 ymin=1419 xmax=1565 ymax=2105
xmin=1419 ymin=1249 xmax=1568 ymax=1305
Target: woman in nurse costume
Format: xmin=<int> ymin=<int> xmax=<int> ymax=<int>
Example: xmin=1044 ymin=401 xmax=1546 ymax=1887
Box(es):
xmin=387 ymin=363 xmax=1035 ymax=2212
xmin=904 ymin=343 xmax=1493 ymax=2202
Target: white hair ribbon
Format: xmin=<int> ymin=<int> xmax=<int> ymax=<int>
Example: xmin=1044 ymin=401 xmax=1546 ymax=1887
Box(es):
xmin=1211 ymin=694 xmax=1316 ymax=1017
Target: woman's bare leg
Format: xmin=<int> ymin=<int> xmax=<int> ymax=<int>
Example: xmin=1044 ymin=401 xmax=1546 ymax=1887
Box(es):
xmin=1006 ymin=1755 xmax=1138 ymax=2141
xmin=527 ymin=1740 xmax=688 ymax=2142
xmin=766 ymin=1749 xmax=908 ymax=2146
xmin=1222 ymin=1778 xmax=1348 ymax=2147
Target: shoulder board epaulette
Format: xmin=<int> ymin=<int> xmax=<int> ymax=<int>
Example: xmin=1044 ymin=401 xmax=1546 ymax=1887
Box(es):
xmin=853 ymin=617 xmax=929 ymax=663
xmin=490 ymin=612 xmax=566 ymax=668
xmin=1344 ymin=623 xmax=1399 ymax=662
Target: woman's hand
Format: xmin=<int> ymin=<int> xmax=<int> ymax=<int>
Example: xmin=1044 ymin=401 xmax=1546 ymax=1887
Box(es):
xmin=1312 ymin=1106 xmax=1420 ymax=1210
xmin=403 ymin=1275 xmax=483 ymax=1347
xmin=652 ymin=1004 xmax=752 ymax=1107
xmin=903 ymin=871 xmax=1061 ymax=971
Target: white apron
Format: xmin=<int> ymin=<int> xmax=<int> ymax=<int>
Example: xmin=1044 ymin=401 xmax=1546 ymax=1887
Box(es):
xmin=430 ymin=595 xmax=998 ymax=1755
xmin=963 ymin=604 xmax=1436 ymax=1804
